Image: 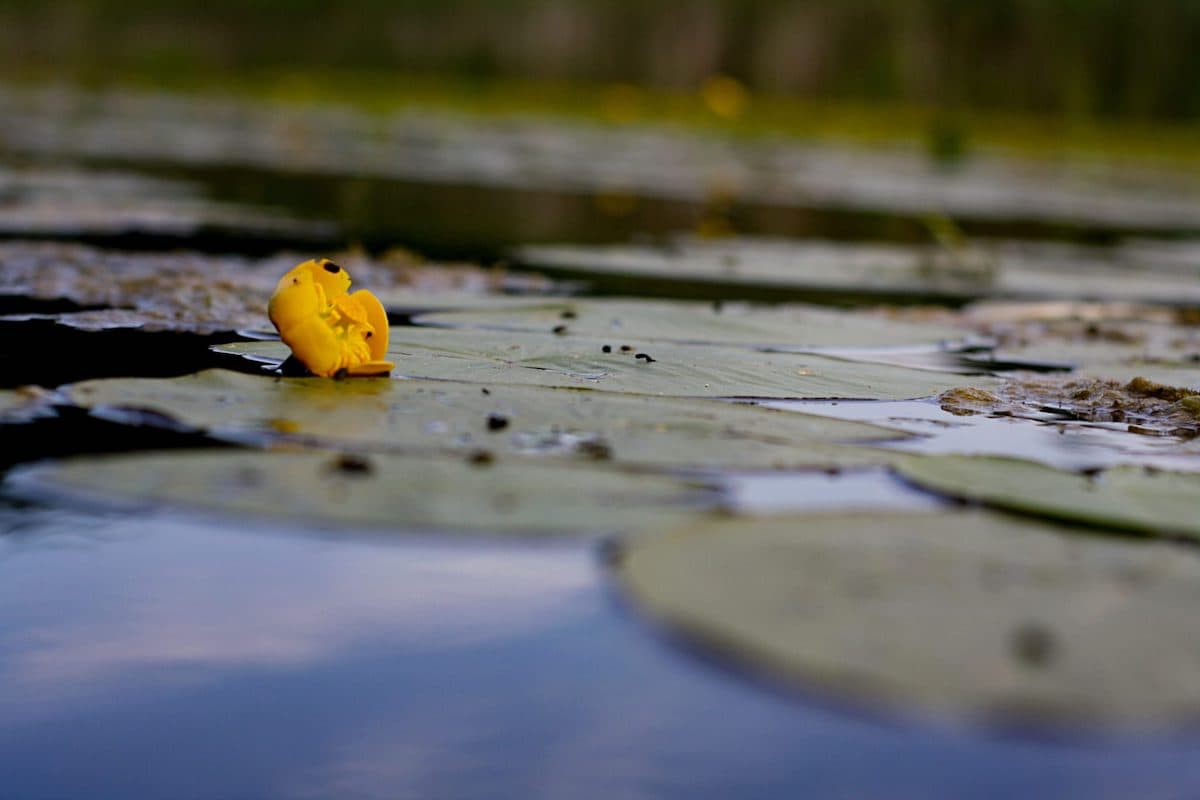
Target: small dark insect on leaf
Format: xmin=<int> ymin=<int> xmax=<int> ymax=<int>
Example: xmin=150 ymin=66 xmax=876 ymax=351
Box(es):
xmin=553 ymin=325 xmax=568 ymax=335
xmin=330 ymin=453 xmax=373 ymax=476
xmin=481 ymin=387 xmax=491 ymax=395
xmin=635 ymin=353 xmax=657 ymax=363
xmin=487 ymin=413 xmax=510 ymax=431
xmin=602 ymin=345 xmax=612 ymax=353
xmin=620 ymin=345 xmax=634 ymax=352
xmin=560 ymin=310 xmax=577 ymax=319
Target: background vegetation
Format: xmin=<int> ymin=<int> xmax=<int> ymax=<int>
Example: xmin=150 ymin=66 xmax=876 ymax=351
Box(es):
xmin=2 ymin=0 xmax=1197 ymax=123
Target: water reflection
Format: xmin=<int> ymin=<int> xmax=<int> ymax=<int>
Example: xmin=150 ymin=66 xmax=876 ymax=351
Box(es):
xmin=5 ymin=506 xmax=1200 ymax=798
xmin=773 ymin=398 xmax=1200 ymax=473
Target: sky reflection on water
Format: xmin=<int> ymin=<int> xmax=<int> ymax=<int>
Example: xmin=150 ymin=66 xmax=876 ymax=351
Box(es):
xmin=5 ymin=506 xmax=1200 ymax=799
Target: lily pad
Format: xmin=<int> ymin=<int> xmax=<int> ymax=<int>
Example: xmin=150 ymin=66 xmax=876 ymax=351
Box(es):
xmin=617 ymin=509 xmax=1200 ymax=727
xmin=0 ymin=242 xmax=552 ymax=334
xmin=62 ymin=369 xmax=904 ymax=471
xmin=0 ymin=386 xmax=56 ymax=423
xmin=0 ymin=164 xmax=333 ymax=241
xmin=5 ymin=449 xmax=716 ymax=536
xmin=896 ymin=454 xmax=1200 ymax=539
xmin=6 ymin=87 xmax=1200 ymax=234
xmin=214 ymin=327 xmax=999 ymax=400
xmin=414 ymin=298 xmax=970 ymax=351
xmin=515 ymin=238 xmax=1200 ymax=306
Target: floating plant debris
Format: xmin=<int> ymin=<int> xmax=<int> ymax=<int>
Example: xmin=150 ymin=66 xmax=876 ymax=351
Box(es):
xmin=938 ymin=376 xmax=1200 ymax=436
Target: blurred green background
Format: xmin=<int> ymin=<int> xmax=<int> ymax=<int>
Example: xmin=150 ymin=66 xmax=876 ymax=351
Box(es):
xmin=2 ymin=0 xmax=1195 ymax=122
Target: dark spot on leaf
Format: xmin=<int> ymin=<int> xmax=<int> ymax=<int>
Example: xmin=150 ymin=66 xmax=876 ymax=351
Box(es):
xmin=553 ymin=324 xmax=568 ymax=335
xmin=323 ymin=261 xmax=342 ymax=274
xmin=1010 ymin=622 xmax=1056 ymax=669
xmin=486 ymin=413 xmax=509 ymax=432
xmin=620 ymin=345 xmax=634 ymax=352
xmin=602 ymin=345 xmax=612 ymax=353
xmin=560 ymin=310 xmax=577 ymax=320
xmin=481 ymin=387 xmax=491 ymax=395
xmin=635 ymin=352 xmax=657 ymax=363
xmin=598 ymin=539 xmax=625 ymax=567
xmin=468 ymin=449 xmax=495 ymax=467
xmin=234 ymin=465 xmax=262 ymax=487
xmin=576 ymin=439 xmax=613 ymax=460
xmin=330 ymin=453 xmax=373 ymax=476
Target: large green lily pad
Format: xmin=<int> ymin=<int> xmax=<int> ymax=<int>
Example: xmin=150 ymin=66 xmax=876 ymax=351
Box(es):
xmin=63 ymin=369 xmax=904 ymax=471
xmin=896 ymin=454 xmax=1200 ymax=539
xmin=215 ymin=327 xmax=999 ymax=400
xmin=5 ymin=449 xmax=716 ymax=536
xmin=515 ymin=239 xmax=1200 ymax=306
xmin=617 ymin=509 xmax=1200 ymax=727
xmin=414 ymin=298 xmax=970 ymax=351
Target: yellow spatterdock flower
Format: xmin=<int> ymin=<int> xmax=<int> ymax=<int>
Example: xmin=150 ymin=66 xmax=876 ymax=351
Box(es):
xmin=267 ymin=258 xmax=394 ymax=377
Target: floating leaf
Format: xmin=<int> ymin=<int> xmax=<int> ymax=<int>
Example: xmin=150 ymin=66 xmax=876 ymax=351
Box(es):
xmin=214 ymin=327 xmax=999 ymax=400
xmin=896 ymin=454 xmax=1200 ymax=539
xmin=617 ymin=509 xmax=1200 ymax=727
xmin=0 ymin=387 xmax=56 ymax=423
xmin=63 ymin=369 xmax=904 ymax=471
xmin=6 ymin=449 xmax=717 ymax=536
xmin=0 ymin=241 xmax=551 ymax=334
xmin=415 ymin=298 xmax=969 ymax=351
xmin=516 ymin=239 xmax=1200 ymax=306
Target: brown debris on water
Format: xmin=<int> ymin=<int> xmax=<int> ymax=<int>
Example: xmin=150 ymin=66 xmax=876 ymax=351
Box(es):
xmin=940 ymin=374 xmax=1200 ymax=435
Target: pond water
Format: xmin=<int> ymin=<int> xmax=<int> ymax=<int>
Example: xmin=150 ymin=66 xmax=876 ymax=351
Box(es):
xmin=6 ymin=504 xmax=1200 ymax=800
xmin=4 ymin=87 xmax=1200 ymax=798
